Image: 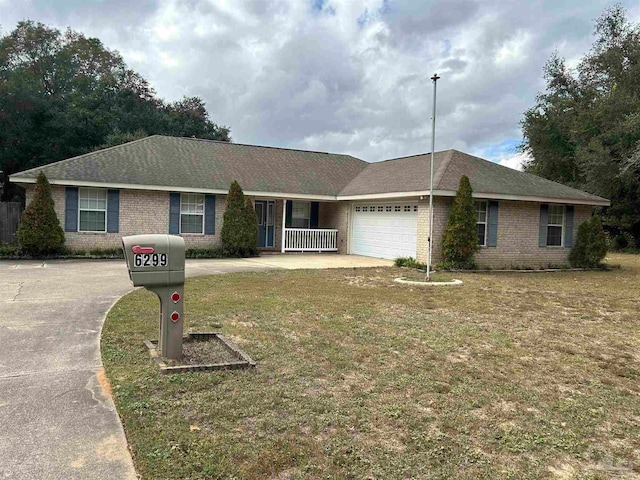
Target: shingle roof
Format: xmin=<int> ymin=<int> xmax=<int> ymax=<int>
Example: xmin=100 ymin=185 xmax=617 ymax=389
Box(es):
xmin=10 ymin=136 xmax=609 ymax=205
xmin=338 ymin=150 xmax=609 ymax=205
xmin=10 ymin=135 xmax=367 ymax=197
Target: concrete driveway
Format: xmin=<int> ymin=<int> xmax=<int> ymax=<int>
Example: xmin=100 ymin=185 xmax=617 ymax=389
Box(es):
xmin=0 ymin=254 xmax=391 ymax=479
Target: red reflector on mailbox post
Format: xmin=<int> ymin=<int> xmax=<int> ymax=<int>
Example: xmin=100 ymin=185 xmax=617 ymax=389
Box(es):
xmin=171 ymin=291 xmax=181 ymax=303
xmin=170 ymin=311 xmax=180 ymax=322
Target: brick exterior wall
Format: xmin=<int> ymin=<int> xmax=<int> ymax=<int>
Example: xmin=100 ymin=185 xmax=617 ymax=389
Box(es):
xmin=26 ymin=186 xmax=225 ymax=251
xmin=417 ymin=196 xmax=450 ymax=265
xmin=416 ymin=197 xmax=593 ymax=269
xmin=25 ymin=186 xmax=592 ymax=266
xmin=320 ymin=201 xmax=350 ymax=254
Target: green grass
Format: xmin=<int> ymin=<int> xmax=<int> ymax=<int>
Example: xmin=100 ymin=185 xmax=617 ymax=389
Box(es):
xmin=102 ymin=253 xmax=640 ymax=479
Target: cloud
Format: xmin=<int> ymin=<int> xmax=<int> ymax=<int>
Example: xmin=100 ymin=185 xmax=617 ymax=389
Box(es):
xmin=1 ymin=0 xmax=637 ymax=166
xmin=496 ymin=152 xmax=529 ymax=171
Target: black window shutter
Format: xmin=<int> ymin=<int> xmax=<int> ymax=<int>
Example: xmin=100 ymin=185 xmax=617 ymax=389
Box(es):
xmin=106 ymin=190 xmax=120 ymax=233
xmin=65 ymin=187 xmax=78 ymax=232
xmin=310 ymin=202 xmax=319 ymax=228
xmin=539 ymin=204 xmax=549 ymax=247
xmin=204 ymin=195 xmax=216 ymax=235
xmin=169 ymin=193 xmax=180 ymax=234
xmin=285 ymin=200 xmax=293 ymax=228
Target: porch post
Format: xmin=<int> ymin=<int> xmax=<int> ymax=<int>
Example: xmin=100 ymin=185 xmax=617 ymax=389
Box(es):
xmin=281 ymin=199 xmax=287 ymax=253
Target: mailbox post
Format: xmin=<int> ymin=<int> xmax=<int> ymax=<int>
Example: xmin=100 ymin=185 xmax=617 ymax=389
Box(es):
xmin=122 ymin=234 xmax=186 ymax=359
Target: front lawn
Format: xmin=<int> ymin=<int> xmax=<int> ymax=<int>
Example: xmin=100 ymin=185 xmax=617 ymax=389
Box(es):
xmin=102 ymin=253 xmax=640 ymax=479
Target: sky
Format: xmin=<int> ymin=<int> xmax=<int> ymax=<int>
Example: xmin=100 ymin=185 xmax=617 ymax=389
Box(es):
xmin=2 ymin=0 xmax=639 ymax=170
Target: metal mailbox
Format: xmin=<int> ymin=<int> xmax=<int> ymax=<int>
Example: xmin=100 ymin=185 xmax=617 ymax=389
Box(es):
xmin=122 ymin=234 xmax=186 ymax=359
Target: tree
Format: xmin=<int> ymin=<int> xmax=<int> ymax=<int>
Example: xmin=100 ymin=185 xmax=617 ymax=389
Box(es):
xmin=17 ymin=171 xmax=64 ymax=256
xmin=521 ymin=4 xmax=640 ymax=246
xmin=569 ymin=216 xmax=607 ymax=268
xmin=441 ymin=175 xmax=478 ymax=269
xmin=0 ymin=21 xmax=231 ymax=201
xmin=220 ymin=181 xmax=258 ymax=257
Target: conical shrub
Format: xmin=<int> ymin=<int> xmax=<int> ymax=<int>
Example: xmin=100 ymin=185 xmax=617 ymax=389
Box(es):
xmin=220 ymin=181 xmax=258 ymax=256
xmin=441 ymin=175 xmax=478 ymax=269
xmin=17 ymin=171 xmax=65 ymax=256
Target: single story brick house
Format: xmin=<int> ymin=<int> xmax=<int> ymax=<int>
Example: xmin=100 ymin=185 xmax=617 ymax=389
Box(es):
xmin=10 ymin=135 xmax=609 ymax=268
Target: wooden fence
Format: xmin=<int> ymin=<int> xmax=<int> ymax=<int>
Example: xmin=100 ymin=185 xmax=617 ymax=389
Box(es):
xmin=0 ymin=202 xmax=22 ymax=245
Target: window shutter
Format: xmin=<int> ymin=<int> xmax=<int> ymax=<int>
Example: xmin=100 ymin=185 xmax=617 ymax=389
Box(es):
xmin=285 ymin=200 xmax=293 ymax=228
xmin=487 ymin=200 xmax=499 ymax=247
xmin=310 ymin=202 xmax=319 ymax=228
xmin=65 ymin=187 xmax=78 ymax=232
xmin=204 ymin=195 xmax=216 ymax=235
xmin=564 ymin=205 xmax=574 ymax=247
xmin=169 ymin=193 xmax=180 ymax=234
xmin=539 ymin=204 xmax=549 ymax=247
xmin=106 ymin=190 xmax=120 ymax=233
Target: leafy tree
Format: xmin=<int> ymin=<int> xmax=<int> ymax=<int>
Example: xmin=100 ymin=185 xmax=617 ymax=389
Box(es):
xmin=569 ymin=215 xmax=607 ymax=268
xmin=441 ymin=175 xmax=478 ymax=269
xmin=17 ymin=171 xmax=64 ymax=256
xmin=221 ymin=181 xmax=258 ymax=257
xmin=521 ymin=4 xmax=640 ymax=245
xmin=0 ymin=20 xmax=230 ymax=201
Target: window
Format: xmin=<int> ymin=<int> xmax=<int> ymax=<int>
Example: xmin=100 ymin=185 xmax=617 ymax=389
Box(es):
xmin=355 ymin=206 xmax=361 ymax=212
xmin=385 ymin=206 xmax=392 ymax=212
xmin=79 ymin=188 xmax=107 ymax=232
xmin=255 ymin=202 xmax=264 ymax=225
xmin=378 ymin=206 xmax=384 ymax=212
xmin=404 ymin=205 xmax=411 ymax=212
xmin=267 ymin=202 xmax=274 ymax=226
xmin=180 ymin=193 xmax=204 ymax=234
xmin=547 ymin=205 xmax=564 ymax=246
xmin=395 ymin=205 xmax=401 ymax=212
xmin=475 ymin=200 xmax=488 ymax=246
xmin=292 ymin=201 xmax=310 ymax=228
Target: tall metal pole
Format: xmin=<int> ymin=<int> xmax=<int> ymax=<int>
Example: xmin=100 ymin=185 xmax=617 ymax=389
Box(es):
xmin=426 ymin=73 xmax=440 ymax=281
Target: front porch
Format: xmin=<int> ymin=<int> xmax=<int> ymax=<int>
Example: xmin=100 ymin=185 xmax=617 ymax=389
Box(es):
xmin=253 ymin=199 xmax=346 ymax=253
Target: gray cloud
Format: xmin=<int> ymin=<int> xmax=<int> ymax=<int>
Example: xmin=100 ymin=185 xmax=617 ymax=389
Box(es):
xmin=1 ymin=0 xmax=638 ymax=168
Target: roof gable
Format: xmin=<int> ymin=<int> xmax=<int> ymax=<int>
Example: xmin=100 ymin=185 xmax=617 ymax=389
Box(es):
xmin=338 ymin=149 xmax=608 ymax=205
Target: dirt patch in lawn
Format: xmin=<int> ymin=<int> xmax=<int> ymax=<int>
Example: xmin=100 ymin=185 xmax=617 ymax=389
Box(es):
xmin=163 ymin=336 xmax=240 ymax=366
xmin=102 ymin=253 xmax=640 ymax=480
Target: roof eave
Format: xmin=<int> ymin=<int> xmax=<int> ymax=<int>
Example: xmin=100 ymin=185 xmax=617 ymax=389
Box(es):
xmin=336 ymin=189 xmax=610 ymax=206
xmin=11 ymin=176 xmax=611 ymax=206
xmin=8 ymin=176 xmax=338 ymax=201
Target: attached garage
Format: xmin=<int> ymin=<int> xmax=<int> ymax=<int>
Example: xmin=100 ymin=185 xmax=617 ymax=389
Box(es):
xmin=350 ymin=203 xmax=418 ymax=260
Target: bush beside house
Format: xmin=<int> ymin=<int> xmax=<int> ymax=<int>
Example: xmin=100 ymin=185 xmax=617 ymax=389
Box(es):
xmin=220 ymin=181 xmax=259 ymax=257
xmin=569 ymin=215 xmax=607 ymax=268
xmin=441 ymin=175 xmax=478 ymax=269
xmin=17 ymin=172 xmax=65 ymax=256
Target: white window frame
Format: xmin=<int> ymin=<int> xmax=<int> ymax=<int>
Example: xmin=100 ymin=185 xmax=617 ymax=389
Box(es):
xmin=180 ymin=193 xmax=205 ymax=235
xmin=475 ymin=200 xmax=488 ymax=247
xmin=78 ymin=188 xmax=107 ymax=233
xmin=547 ymin=204 xmax=565 ymax=247
xmin=291 ymin=201 xmax=310 ymax=229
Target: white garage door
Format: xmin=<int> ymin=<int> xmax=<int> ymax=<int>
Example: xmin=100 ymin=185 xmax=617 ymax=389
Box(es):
xmin=351 ymin=203 xmax=418 ymax=260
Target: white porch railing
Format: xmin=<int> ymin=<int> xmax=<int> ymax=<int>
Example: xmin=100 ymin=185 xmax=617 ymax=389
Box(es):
xmin=283 ymin=228 xmax=338 ymax=252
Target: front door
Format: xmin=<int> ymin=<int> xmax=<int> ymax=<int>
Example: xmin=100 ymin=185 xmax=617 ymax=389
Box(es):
xmin=255 ymin=200 xmax=275 ymax=248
